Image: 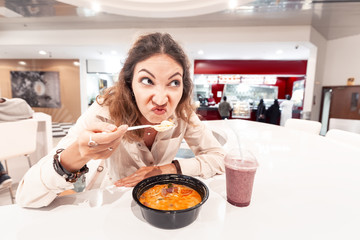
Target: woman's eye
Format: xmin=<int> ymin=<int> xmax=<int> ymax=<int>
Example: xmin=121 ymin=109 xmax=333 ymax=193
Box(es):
xmin=141 ymin=78 xmax=153 ymax=85
xmin=169 ymin=80 xmax=181 ymax=87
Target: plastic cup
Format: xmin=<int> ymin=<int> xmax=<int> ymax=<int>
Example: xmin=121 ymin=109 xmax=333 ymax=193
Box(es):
xmin=225 ymin=149 xmax=259 ymax=207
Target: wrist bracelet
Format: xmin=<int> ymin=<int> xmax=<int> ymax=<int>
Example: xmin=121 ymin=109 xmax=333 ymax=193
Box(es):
xmin=171 ymin=160 xmax=182 ymax=174
xmin=53 ymin=148 xmax=89 ymax=183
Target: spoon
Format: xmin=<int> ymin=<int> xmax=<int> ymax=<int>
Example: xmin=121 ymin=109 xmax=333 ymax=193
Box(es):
xmin=127 ymin=120 xmax=174 ymax=132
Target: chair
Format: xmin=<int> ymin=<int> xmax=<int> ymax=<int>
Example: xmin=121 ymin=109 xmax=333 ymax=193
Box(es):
xmin=284 ymin=118 xmax=322 ymax=135
xmin=325 ymin=129 xmax=360 ymax=148
xmin=0 ymin=119 xmax=38 ymax=203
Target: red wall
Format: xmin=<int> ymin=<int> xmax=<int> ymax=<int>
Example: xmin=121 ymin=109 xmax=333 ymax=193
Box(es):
xmin=276 ymin=77 xmax=302 ymax=99
xmin=194 ymin=60 xmax=307 ymax=101
xmin=211 ymin=84 xmax=225 ymax=103
xmin=194 ymin=60 xmax=307 ymax=75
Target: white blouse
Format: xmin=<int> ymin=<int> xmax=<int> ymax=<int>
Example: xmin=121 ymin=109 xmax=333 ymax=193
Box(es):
xmin=16 ymin=102 xmax=226 ymax=208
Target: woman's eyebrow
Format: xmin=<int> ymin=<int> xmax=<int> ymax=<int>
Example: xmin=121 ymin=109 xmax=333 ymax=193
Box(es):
xmin=168 ymin=72 xmax=182 ymax=80
xmin=138 ymin=69 xmax=156 ymax=79
xmin=138 ymin=69 xmax=182 ymax=80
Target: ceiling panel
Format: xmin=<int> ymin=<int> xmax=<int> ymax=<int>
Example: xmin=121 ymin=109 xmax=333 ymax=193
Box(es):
xmin=0 ymin=0 xmax=360 ymax=60
xmin=1 ymin=0 xmax=360 ymax=39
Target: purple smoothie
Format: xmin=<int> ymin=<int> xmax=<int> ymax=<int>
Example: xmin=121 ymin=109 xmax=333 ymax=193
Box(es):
xmin=225 ymin=160 xmax=257 ymax=207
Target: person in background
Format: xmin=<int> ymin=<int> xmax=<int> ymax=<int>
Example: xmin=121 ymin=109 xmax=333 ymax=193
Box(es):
xmin=266 ymin=99 xmax=280 ymax=125
xmin=218 ymin=96 xmax=232 ymax=119
xmin=0 ymin=162 xmax=12 ymax=190
xmin=16 ymin=32 xmax=225 ymax=208
xmin=207 ymin=93 xmax=216 ymax=106
xmin=280 ymin=94 xmax=294 ymax=126
xmin=0 ymin=97 xmax=34 ymax=189
xmin=256 ymin=99 xmax=266 ymax=122
xmin=197 ymin=95 xmax=206 ymax=106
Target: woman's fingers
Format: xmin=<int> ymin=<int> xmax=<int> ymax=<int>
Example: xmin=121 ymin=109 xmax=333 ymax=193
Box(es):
xmin=58 ymin=123 xmax=128 ymax=171
xmin=114 ymin=166 xmax=162 ymax=187
xmin=88 ymin=124 xmax=128 ymax=145
xmin=114 ymin=178 xmax=138 ymax=187
xmin=78 ymin=123 xmax=128 ymax=160
xmin=114 ymin=171 xmax=141 ymax=187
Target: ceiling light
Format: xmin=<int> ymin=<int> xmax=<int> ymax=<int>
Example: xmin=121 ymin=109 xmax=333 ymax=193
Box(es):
xmin=198 ymin=50 xmax=204 ymax=55
xmin=76 ymin=7 xmax=97 ymax=17
xmin=38 ymin=50 xmax=47 ymax=55
xmin=18 ymin=61 xmax=26 ymax=66
xmin=237 ymin=6 xmax=254 ymax=10
xmin=58 ymin=0 xmax=250 ymax=18
xmin=91 ymin=2 xmax=101 ymax=12
xmin=228 ymin=0 xmax=238 ymax=9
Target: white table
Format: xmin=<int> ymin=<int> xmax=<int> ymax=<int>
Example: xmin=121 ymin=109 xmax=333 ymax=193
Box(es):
xmin=1 ymin=120 xmax=360 ymax=240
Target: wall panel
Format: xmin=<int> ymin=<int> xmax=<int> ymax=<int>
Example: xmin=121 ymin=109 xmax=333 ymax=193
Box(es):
xmin=0 ymin=59 xmax=81 ymax=123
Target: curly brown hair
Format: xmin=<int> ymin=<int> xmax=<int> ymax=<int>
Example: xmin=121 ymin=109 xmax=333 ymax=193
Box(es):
xmin=99 ymin=32 xmax=194 ymax=141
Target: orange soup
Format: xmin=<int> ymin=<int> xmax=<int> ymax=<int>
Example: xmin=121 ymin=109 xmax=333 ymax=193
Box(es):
xmin=139 ymin=183 xmax=202 ymax=211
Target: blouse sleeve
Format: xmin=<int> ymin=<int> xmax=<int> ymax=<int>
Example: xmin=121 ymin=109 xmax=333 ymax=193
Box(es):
xmin=176 ymin=113 xmax=226 ymax=178
xmin=16 ymin=102 xmax=105 ymax=208
xmin=15 ymin=135 xmax=77 ymax=208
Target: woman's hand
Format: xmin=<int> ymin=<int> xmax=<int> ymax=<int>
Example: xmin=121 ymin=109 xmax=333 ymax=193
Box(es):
xmin=60 ymin=122 xmax=128 ymax=172
xmin=114 ymin=163 xmax=177 ymax=187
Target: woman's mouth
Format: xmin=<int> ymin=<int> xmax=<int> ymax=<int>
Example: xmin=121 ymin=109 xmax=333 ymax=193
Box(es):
xmin=151 ymin=107 xmax=167 ymax=115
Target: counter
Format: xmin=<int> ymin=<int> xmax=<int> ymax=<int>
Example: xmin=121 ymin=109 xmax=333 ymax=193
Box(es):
xmin=196 ymin=106 xmax=222 ymax=120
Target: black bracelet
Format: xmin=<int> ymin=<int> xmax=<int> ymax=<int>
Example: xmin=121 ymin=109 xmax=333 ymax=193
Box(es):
xmin=53 ymin=149 xmax=89 ymax=183
xmin=172 ymin=160 xmax=182 ymax=174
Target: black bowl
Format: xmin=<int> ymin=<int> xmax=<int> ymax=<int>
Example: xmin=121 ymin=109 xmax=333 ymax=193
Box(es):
xmin=132 ymin=174 xmax=209 ymax=229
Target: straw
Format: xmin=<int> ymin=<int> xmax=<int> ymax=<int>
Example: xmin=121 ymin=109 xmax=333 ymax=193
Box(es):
xmin=230 ymin=125 xmax=243 ymax=162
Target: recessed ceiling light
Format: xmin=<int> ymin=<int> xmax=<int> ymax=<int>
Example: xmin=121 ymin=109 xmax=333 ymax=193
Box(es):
xmin=228 ymin=0 xmax=237 ymax=9
xmin=198 ymin=50 xmax=204 ymax=55
xmin=18 ymin=61 xmax=26 ymax=65
xmin=38 ymin=50 xmax=47 ymax=55
xmin=237 ymin=6 xmax=254 ymax=11
xmin=91 ymin=2 xmax=101 ymax=12
xmin=73 ymin=61 xmax=80 ymax=66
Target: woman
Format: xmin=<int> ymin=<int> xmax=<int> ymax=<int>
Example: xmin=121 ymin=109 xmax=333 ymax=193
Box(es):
xmin=16 ymin=32 xmax=225 ymax=208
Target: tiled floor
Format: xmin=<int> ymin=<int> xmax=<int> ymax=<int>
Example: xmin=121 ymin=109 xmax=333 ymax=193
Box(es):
xmin=0 ymin=137 xmax=63 ymax=206
xmin=52 ymin=122 xmax=73 ymax=137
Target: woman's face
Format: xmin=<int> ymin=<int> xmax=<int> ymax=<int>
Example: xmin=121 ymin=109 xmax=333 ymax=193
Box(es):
xmin=132 ymin=54 xmax=183 ymax=124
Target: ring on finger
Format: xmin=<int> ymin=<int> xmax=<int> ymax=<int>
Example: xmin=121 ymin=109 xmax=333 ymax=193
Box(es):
xmin=88 ymin=135 xmax=98 ymax=147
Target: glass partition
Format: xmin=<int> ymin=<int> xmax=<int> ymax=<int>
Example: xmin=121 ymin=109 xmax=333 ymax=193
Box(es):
xmin=292 ymin=79 xmax=305 ymax=108
xmin=87 ymin=73 xmax=118 ymax=106
xmin=223 ymin=84 xmax=278 ymax=109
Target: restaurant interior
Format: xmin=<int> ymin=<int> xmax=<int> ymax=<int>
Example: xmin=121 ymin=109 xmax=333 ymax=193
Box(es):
xmin=0 ymin=0 xmax=360 ymax=238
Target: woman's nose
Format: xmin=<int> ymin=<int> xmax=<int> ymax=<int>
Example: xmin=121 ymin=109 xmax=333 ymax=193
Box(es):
xmin=152 ymin=90 xmax=168 ymax=106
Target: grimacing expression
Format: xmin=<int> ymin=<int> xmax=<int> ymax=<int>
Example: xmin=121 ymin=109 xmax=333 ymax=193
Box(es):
xmin=132 ymin=54 xmax=184 ymax=124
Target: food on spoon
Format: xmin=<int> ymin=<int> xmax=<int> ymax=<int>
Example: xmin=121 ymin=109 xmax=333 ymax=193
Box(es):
xmin=153 ymin=120 xmax=174 ymax=132
xmin=139 ymin=183 xmax=201 ymax=210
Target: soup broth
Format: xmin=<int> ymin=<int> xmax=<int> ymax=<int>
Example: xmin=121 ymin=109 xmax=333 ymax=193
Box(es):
xmin=139 ymin=183 xmax=201 ymax=211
